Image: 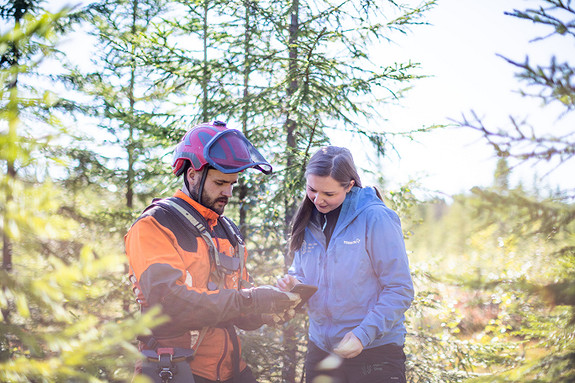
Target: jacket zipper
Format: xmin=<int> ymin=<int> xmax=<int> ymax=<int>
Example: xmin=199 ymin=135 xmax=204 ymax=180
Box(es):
xmin=322 ymin=247 xmax=334 ymax=351
xmin=316 ymin=232 xmax=333 ymax=350
xmin=309 ymin=226 xmax=334 ymax=350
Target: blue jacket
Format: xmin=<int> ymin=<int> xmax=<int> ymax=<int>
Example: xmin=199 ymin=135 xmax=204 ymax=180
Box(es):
xmin=289 ymin=186 xmax=414 ymax=352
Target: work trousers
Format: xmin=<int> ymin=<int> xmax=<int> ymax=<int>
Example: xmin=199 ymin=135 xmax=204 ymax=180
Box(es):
xmin=305 ymin=341 xmax=407 ymax=383
xmin=192 ymin=366 xmax=258 ymax=383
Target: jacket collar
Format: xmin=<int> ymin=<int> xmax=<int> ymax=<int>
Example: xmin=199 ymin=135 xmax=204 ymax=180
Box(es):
xmin=325 ymin=186 xmax=383 ymax=235
xmin=174 ymin=189 xmax=219 ymax=229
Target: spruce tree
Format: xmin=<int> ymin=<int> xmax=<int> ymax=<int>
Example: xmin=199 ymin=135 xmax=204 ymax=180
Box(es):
xmin=459 ymin=1 xmax=575 ymax=381
xmin=0 ymin=0 xmax=40 ymax=276
xmin=67 ymin=0 xmax=173 ymax=208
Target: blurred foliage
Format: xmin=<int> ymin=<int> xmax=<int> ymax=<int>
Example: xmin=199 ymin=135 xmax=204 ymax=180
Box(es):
xmin=404 ymin=181 xmax=573 ymax=381
xmin=0 ymin=8 xmax=164 ymax=382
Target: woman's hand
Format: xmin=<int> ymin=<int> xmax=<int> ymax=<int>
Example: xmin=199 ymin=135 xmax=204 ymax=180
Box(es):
xmin=333 ymin=331 xmax=363 ymax=358
xmin=276 ymin=274 xmax=300 ymax=292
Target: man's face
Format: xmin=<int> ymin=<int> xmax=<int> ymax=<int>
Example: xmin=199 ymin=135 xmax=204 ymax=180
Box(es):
xmin=188 ymin=168 xmax=239 ymax=215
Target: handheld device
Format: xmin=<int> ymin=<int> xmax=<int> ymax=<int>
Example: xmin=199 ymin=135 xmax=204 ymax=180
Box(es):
xmin=290 ymin=284 xmax=318 ymax=310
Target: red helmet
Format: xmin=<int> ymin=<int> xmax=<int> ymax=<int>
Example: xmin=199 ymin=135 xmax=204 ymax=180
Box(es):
xmin=172 ymin=121 xmax=272 ymax=176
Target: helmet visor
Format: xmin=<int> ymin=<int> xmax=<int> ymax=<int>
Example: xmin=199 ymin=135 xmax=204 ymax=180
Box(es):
xmin=203 ymin=129 xmax=272 ymax=174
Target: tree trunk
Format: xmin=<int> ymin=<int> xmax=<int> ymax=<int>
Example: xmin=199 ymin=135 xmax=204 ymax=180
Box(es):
xmin=282 ymin=1 xmax=300 ymax=381
xmin=238 ymin=0 xmax=252 ymax=235
xmin=2 ymin=161 xmax=15 ymax=273
xmin=0 ymin=1 xmax=29 ymax=288
xmin=123 ymin=0 xmax=139 ymax=313
xmin=202 ymin=0 xmax=209 ymax=122
xmin=126 ymin=0 xmax=138 ymax=211
xmin=1 ymin=0 xmax=29 ymax=323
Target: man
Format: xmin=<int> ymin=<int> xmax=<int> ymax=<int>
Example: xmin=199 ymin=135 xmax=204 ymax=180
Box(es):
xmin=125 ymin=121 xmax=299 ymax=383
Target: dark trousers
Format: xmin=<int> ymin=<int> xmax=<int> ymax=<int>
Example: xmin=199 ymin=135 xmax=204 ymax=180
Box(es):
xmin=305 ymin=341 xmax=406 ymax=383
xmin=192 ymin=367 xmax=257 ymax=383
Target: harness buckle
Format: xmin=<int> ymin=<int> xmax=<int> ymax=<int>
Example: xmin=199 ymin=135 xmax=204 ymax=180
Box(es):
xmin=158 ymin=368 xmax=174 ymax=381
xmin=157 ymin=350 xmax=176 ymax=382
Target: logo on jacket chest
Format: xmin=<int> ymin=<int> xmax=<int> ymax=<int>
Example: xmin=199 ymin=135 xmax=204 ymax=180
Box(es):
xmin=343 ymin=238 xmax=361 ymax=245
xmin=303 ymin=240 xmax=319 ymax=254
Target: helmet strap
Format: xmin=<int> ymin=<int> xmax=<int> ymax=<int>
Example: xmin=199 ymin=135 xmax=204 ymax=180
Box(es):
xmin=197 ymin=166 xmax=210 ymax=206
xmin=182 ymin=162 xmax=192 ymax=193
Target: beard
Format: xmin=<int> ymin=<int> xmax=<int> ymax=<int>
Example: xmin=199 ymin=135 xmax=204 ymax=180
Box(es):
xmin=190 ymin=183 xmax=228 ymax=215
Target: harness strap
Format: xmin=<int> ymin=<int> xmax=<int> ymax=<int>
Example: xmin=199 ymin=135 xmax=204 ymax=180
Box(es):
xmin=159 ymin=198 xmax=220 ymax=268
xmin=219 ymin=216 xmax=247 ymax=289
xmin=158 ymin=198 xmax=245 ymax=289
xmin=157 ymin=198 xmax=224 ymax=288
xmin=158 ymin=354 xmax=173 ymax=383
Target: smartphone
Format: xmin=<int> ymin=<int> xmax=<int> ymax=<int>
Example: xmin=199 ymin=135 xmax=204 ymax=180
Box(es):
xmin=290 ymin=284 xmax=318 ymax=310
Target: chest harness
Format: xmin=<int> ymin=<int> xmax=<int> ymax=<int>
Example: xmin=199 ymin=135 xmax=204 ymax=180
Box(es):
xmin=132 ymin=197 xmax=250 ymax=383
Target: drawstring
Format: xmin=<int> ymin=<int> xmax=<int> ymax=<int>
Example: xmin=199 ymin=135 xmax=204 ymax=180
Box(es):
xmin=321 ymin=214 xmax=328 ymax=232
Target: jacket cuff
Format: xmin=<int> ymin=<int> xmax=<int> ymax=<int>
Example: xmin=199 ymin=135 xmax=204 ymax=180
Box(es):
xmin=352 ymin=327 xmax=371 ymax=348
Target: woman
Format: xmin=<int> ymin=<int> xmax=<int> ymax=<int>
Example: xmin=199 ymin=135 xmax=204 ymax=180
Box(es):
xmin=278 ymin=146 xmax=414 ymax=383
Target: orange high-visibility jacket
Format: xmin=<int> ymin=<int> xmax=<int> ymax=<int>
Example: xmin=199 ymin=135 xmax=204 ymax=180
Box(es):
xmin=125 ymin=189 xmax=261 ymax=381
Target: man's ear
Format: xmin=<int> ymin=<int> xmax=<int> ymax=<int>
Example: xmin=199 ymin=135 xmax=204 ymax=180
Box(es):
xmin=186 ymin=167 xmax=197 ymax=183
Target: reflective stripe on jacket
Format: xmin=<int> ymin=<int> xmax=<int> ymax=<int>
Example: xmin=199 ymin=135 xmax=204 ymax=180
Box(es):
xmin=289 ymin=186 xmax=414 ymax=352
xmin=125 ymin=190 xmax=256 ymax=381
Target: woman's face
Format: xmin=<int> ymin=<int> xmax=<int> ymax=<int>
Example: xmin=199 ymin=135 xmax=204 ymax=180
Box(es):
xmin=306 ymin=174 xmax=354 ymax=214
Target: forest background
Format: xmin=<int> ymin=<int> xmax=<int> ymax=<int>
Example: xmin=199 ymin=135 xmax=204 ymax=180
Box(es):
xmin=1 ymin=0 xmax=573 ymax=382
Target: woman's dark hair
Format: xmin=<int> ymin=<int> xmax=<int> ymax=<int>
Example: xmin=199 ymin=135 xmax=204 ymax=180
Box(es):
xmin=288 ymin=146 xmax=362 ymax=254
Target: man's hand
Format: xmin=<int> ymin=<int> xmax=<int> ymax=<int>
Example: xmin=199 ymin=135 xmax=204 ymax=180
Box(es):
xmin=333 ymin=331 xmax=363 ymax=359
xmin=240 ymin=285 xmax=301 ymax=314
xmin=261 ymin=308 xmax=297 ymax=327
